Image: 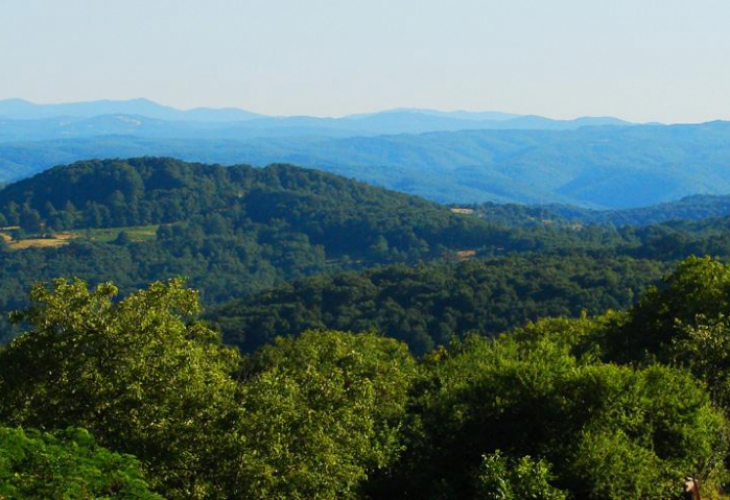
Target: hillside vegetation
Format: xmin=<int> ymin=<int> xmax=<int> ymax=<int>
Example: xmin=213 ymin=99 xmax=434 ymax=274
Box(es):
xmin=0 ymin=157 xmax=510 ymax=340
xmin=2 ymin=258 xmax=730 ymax=499
xmin=4 ymin=158 xmax=730 ymax=498
xmin=5 ymin=157 xmax=730 ymax=347
xmin=209 ymin=256 xmax=669 ymax=355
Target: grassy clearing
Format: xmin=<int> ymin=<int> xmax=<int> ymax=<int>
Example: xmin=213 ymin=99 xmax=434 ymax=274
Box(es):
xmin=81 ymin=225 xmax=159 ymax=243
xmin=9 ymin=238 xmax=71 ymax=250
xmin=0 ymin=225 xmax=159 ymax=250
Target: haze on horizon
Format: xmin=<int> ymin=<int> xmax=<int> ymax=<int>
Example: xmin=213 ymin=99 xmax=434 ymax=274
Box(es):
xmin=1 ymin=0 xmax=729 ymax=123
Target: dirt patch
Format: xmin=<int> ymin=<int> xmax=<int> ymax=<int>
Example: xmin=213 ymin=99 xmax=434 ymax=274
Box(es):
xmin=450 ymin=208 xmax=475 ymax=215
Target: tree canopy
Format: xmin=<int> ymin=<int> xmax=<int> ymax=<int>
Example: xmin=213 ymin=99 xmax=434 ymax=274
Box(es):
xmin=0 ymin=426 xmax=162 ymax=500
xmin=0 ymin=278 xmax=240 ymax=499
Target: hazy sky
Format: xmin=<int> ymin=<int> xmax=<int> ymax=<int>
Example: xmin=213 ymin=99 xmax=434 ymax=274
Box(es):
xmin=1 ymin=0 xmax=729 ymax=122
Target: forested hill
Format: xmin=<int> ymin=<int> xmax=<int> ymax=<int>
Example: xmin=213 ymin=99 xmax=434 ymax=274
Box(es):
xmin=0 ymin=157 xmax=523 ymax=342
xmin=7 ymin=157 xmax=730 ymax=351
xmin=209 ymin=256 xmax=669 ymax=355
xmin=0 ymin=156 xmax=449 ymax=229
xmin=0 ymin=157 xmax=504 ymax=253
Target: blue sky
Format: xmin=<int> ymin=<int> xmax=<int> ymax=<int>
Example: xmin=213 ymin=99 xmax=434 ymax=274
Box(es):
xmin=1 ymin=0 xmax=729 ymax=122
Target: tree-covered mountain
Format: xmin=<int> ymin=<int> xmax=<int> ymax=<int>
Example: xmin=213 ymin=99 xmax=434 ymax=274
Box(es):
xmin=5 ymin=157 xmax=730 ymax=498
xmin=0 ymin=157 xmax=518 ymax=341
xmin=0 ymin=157 xmax=500 ymax=252
xmin=2 ymin=121 xmax=730 ymax=209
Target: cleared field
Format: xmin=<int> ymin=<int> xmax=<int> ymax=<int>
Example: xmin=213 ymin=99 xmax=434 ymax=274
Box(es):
xmin=0 ymin=225 xmax=159 ymax=250
xmin=8 ymin=238 xmax=71 ymax=250
xmin=82 ymin=225 xmax=159 ymax=243
xmin=450 ymin=207 xmax=475 ymax=215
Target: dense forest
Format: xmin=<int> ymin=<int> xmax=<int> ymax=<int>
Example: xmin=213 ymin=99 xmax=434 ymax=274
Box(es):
xmin=5 ymin=158 xmax=730 ymax=497
xmin=4 ymin=157 xmax=730 ymax=348
xmin=209 ymin=256 xmax=669 ymax=355
xmin=0 ymin=157 xmax=504 ymax=340
xmin=3 ymin=257 xmax=730 ymax=499
xmin=209 ymin=209 xmax=730 ymax=354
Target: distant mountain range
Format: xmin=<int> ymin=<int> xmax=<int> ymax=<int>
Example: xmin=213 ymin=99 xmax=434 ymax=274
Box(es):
xmin=0 ymin=98 xmax=632 ymax=141
xmin=0 ymin=98 xmax=263 ymax=122
xmin=3 ymin=98 xmax=730 ymax=211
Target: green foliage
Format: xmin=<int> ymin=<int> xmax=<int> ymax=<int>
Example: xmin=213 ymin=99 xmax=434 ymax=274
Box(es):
xmin=369 ymin=334 xmax=729 ymax=500
xmin=599 ymin=256 xmax=730 ymax=417
xmin=223 ymin=331 xmax=417 ymax=500
xmin=475 ymin=451 xmax=567 ymax=500
xmin=2 ymin=270 xmax=730 ymax=499
xmin=211 ymin=256 xmax=666 ymax=354
xmin=6 ymin=157 xmax=730 ymax=349
xmin=666 ymin=317 xmax=730 ymax=408
xmin=5 ymin=158 xmax=730 ymax=500
xmin=0 ymin=426 xmax=163 ymax=499
xmin=0 ymin=158 xmax=490 ymax=248
xmin=0 ymin=278 xmax=240 ymax=499
xmin=0 ymin=278 xmax=419 ymax=499
xmin=0 ymin=157 xmax=527 ymax=343
xmin=603 ymin=256 xmax=730 ymax=363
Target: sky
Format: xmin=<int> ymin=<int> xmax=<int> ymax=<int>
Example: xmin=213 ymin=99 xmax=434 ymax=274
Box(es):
xmin=1 ymin=0 xmax=729 ymax=122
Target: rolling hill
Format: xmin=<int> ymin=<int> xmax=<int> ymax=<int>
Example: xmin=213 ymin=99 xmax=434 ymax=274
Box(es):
xmin=0 ymin=157 xmax=516 ymax=342
xmin=5 ymin=157 xmax=730 ymax=354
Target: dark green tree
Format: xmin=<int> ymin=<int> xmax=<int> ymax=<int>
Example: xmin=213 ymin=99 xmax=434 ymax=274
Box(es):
xmin=19 ymin=206 xmax=42 ymax=233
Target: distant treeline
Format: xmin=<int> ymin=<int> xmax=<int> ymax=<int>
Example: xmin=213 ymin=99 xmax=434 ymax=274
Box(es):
xmin=474 ymin=194 xmax=730 ymax=227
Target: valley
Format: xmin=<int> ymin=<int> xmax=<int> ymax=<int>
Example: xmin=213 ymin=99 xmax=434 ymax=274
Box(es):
xmin=2 ymin=120 xmax=730 ymax=210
